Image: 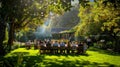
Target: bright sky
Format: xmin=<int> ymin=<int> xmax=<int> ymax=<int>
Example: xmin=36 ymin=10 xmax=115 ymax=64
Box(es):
xmin=71 ymin=0 xmax=94 ymax=5
xmin=71 ymin=0 xmax=79 ymax=6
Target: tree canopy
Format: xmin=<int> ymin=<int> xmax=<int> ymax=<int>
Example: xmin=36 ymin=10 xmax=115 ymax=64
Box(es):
xmin=0 ymin=0 xmax=72 ymax=55
xmin=74 ymin=0 xmax=120 ymax=52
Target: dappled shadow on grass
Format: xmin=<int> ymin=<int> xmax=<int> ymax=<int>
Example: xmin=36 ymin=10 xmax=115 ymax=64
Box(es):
xmin=3 ymin=53 xmax=117 ymax=67
xmin=4 ymin=57 xmax=116 ymax=67
xmin=3 ymin=55 xmax=45 ymax=67
xmin=88 ymin=47 xmax=120 ymax=56
xmin=34 ymin=58 xmax=116 ymax=67
xmin=3 ymin=47 xmax=120 ymax=67
xmin=22 ymin=55 xmax=45 ymax=67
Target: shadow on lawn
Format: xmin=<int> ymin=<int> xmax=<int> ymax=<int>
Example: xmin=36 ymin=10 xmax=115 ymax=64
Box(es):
xmin=88 ymin=47 xmax=120 ymax=56
xmin=3 ymin=52 xmax=117 ymax=67
xmin=3 ymin=56 xmax=116 ymax=67
xmin=3 ymin=55 xmax=45 ymax=67
xmin=39 ymin=60 xmax=115 ymax=67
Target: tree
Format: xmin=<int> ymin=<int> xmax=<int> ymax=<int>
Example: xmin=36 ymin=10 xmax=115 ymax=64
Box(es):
xmin=75 ymin=0 xmax=120 ymax=52
xmin=100 ymin=0 xmax=120 ymax=52
xmin=0 ymin=0 xmax=72 ymax=55
xmin=0 ymin=0 xmax=7 ymax=56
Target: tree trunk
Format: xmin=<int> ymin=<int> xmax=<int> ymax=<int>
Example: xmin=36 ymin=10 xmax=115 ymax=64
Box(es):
xmin=8 ymin=23 xmax=15 ymax=51
xmin=0 ymin=21 xmax=6 ymax=56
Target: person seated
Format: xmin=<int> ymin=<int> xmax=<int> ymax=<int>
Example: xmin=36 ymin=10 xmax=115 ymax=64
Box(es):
xmin=34 ymin=40 xmax=39 ymax=49
xmin=67 ymin=42 xmax=71 ymax=54
xmin=25 ymin=40 xmax=31 ymax=49
xmin=40 ymin=41 xmax=46 ymax=54
xmin=83 ymin=42 xmax=88 ymax=53
xmin=86 ymin=37 xmax=92 ymax=48
xmin=46 ymin=41 xmax=51 ymax=47
xmin=40 ymin=41 xmax=46 ymax=47
xmin=46 ymin=41 xmax=52 ymax=53
xmin=52 ymin=41 xmax=59 ymax=54
xmin=52 ymin=41 xmax=59 ymax=47
xmin=60 ymin=41 xmax=66 ymax=54
xmin=60 ymin=41 xmax=65 ymax=47
xmin=44 ymin=39 xmax=47 ymax=44
xmin=77 ymin=41 xmax=84 ymax=54
xmin=71 ymin=41 xmax=78 ymax=53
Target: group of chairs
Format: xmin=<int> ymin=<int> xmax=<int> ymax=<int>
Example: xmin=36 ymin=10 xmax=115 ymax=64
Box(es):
xmin=39 ymin=45 xmax=84 ymax=54
xmin=25 ymin=40 xmax=87 ymax=54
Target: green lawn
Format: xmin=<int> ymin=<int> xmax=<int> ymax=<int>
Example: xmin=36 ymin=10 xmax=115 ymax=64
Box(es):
xmin=3 ymin=47 xmax=120 ymax=67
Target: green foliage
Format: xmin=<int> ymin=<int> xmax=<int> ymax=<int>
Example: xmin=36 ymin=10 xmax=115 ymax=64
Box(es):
xmin=15 ymin=28 xmax=35 ymax=42
xmin=74 ymin=2 xmax=102 ymax=37
xmin=1 ymin=0 xmax=72 ymax=30
xmin=0 ymin=0 xmax=73 ymax=51
xmin=74 ymin=0 xmax=120 ymax=37
xmin=73 ymin=0 xmax=120 ymax=52
xmin=1 ymin=0 xmax=72 ymax=32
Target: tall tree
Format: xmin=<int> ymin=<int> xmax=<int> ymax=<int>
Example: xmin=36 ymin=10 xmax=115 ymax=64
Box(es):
xmin=0 ymin=0 xmax=72 ymax=54
xmin=0 ymin=0 xmax=8 ymax=56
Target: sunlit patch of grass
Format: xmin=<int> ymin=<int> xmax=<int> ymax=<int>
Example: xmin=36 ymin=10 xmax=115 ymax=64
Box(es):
xmin=5 ymin=48 xmax=39 ymax=57
xmin=4 ymin=47 xmax=120 ymax=67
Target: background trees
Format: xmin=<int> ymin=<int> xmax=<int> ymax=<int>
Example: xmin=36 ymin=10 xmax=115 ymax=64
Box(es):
xmin=74 ymin=0 xmax=120 ymax=52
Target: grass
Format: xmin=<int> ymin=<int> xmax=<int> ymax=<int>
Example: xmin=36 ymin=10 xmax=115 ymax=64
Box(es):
xmin=2 ymin=47 xmax=120 ymax=67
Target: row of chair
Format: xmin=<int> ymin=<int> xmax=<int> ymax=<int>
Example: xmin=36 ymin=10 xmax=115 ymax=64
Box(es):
xmin=39 ymin=46 xmax=84 ymax=54
xmin=25 ymin=43 xmax=86 ymax=54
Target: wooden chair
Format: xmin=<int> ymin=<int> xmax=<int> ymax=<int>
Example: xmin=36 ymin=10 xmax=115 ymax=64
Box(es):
xmin=40 ymin=46 xmax=46 ymax=54
xmin=52 ymin=46 xmax=59 ymax=54
xmin=60 ymin=46 xmax=66 ymax=54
